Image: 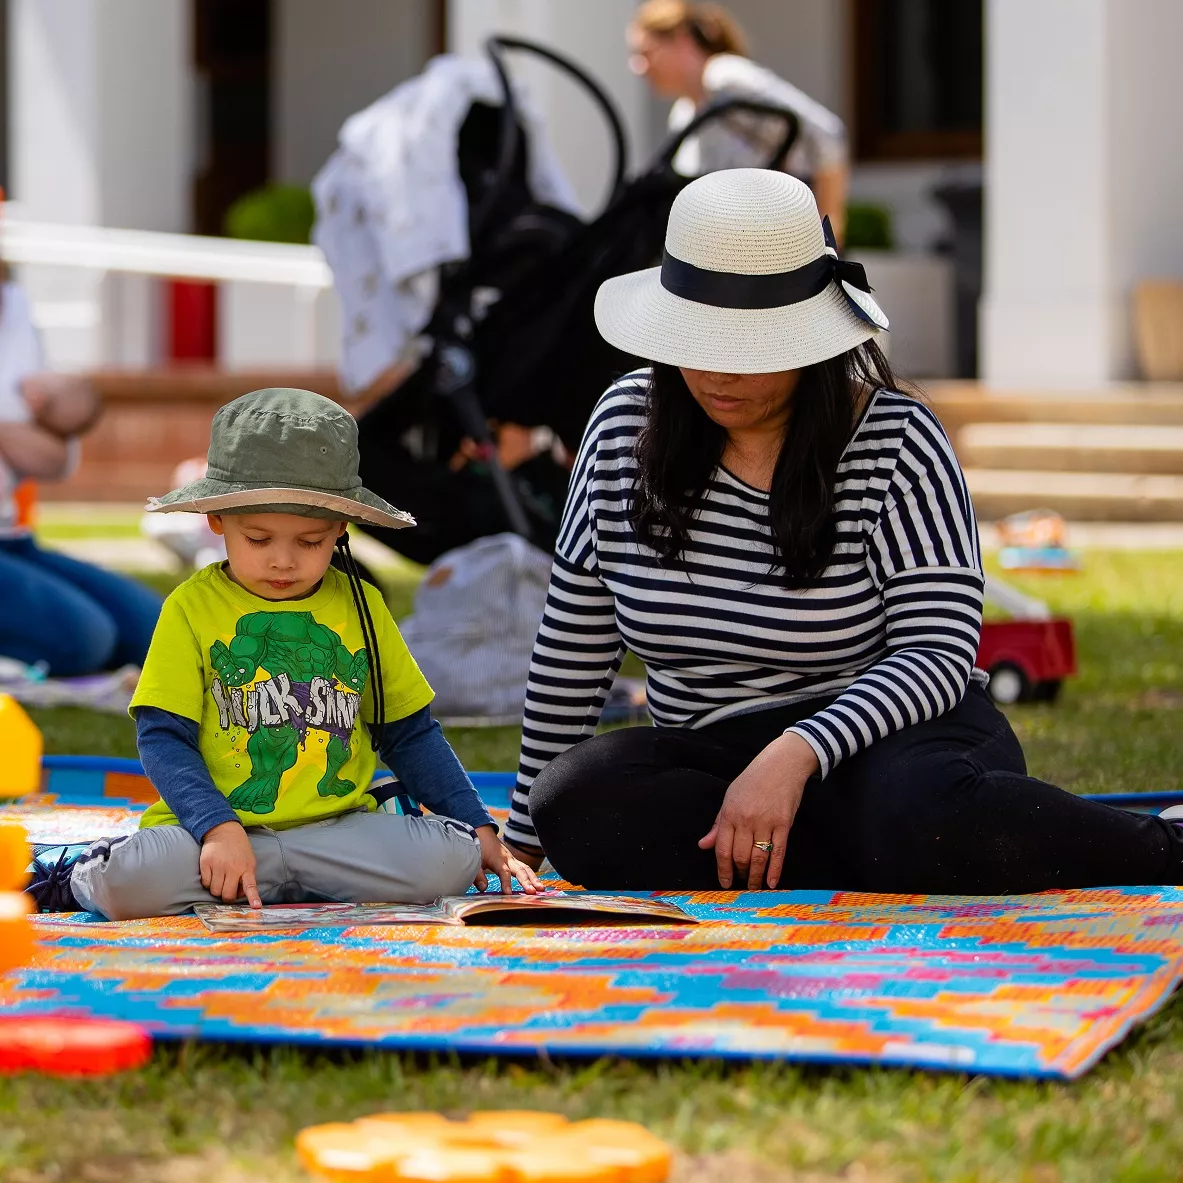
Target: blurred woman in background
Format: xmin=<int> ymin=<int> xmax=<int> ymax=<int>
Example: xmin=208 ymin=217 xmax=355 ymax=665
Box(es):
xmin=0 ymin=277 xmax=160 ymax=676
xmin=628 ymin=0 xmax=850 ymax=240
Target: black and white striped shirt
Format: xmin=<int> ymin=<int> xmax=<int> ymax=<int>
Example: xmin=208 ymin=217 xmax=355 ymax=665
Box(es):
xmin=506 ymin=371 xmax=986 ymax=852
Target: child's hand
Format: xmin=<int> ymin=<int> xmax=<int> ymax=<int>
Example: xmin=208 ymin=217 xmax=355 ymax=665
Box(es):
xmin=474 ymin=825 xmax=542 ymax=895
xmin=200 ymin=821 xmax=262 ymax=908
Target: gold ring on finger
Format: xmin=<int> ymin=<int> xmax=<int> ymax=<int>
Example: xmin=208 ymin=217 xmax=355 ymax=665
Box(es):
xmin=753 ymin=840 xmax=774 ymax=853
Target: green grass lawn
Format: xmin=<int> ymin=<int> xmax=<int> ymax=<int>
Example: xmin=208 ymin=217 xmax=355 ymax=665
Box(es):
xmin=5 ymin=551 xmax=1183 ymax=1182
xmin=33 ymin=503 xmax=147 ymax=541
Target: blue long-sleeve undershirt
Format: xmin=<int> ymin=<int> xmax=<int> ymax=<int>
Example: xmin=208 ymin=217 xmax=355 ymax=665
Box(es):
xmin=134 ymin=704 xmax=495 ymax=843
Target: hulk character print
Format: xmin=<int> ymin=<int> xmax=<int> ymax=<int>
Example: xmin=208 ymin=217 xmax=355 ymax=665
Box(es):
xmin=209 ymin=611 xmax=370 ymax=814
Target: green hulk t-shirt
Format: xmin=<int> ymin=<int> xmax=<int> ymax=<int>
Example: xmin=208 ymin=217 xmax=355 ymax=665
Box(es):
xmin=132 ymin=563 xmax=434 ymax=831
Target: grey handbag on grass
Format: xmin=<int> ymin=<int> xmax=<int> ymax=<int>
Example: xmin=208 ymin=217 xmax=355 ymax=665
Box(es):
xmin=399 ymin=533 xmax=553 ymax=724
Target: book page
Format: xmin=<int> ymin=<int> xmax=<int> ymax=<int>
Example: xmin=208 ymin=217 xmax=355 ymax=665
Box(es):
xmin=441 ymin=891 xmax=697 ymax=925
xmin=193 ymin=900 xmax=450 ymax=933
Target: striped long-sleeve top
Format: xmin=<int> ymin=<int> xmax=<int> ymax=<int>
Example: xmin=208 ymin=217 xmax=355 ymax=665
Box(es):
xmin=505 ymin=371 xmax=986 ymax=853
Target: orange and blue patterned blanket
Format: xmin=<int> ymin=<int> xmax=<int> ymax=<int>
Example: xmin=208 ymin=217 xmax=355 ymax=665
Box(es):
xmin=4 ymin=757 xmax=1183 ymax=1079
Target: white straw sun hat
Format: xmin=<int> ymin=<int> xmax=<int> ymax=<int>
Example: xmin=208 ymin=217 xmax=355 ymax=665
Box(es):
xmin=594 ymin=168 xmax=888 ymax=374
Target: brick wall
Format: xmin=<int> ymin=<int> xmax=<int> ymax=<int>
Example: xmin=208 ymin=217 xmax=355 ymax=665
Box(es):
xmin=41 ymin=369 xmax=343 ymax=503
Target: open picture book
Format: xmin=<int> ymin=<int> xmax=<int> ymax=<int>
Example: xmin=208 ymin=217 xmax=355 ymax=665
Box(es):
xmin=192 ymin=891 xmax=697 ymax=933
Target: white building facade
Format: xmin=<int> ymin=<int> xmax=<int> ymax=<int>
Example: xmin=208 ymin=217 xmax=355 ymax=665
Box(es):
xmin=5 ymin=0 xmax=1182 ymax=386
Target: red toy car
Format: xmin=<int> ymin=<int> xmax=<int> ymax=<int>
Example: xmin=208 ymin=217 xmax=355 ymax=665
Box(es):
xmin=976 ymin=619 xmax=1077 ymax=704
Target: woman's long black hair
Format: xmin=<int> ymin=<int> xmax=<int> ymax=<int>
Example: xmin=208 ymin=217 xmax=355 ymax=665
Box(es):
xmin=630 ymin=340 xmax=899 ymax=588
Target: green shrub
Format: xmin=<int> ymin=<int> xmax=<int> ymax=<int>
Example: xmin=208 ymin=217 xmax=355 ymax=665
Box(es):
xmin=844 ymin=202 xmax=894 ymax=250
xmin=223 ymin=184 xmax=316 ymax=244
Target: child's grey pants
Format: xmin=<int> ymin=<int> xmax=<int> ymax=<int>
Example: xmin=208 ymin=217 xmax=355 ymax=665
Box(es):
xmin=71 ymin=812 xmax=482 ymax=921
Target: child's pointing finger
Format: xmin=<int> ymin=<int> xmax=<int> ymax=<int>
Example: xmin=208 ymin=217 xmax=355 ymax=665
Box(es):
xmin=241 ymin=875 xmax=262 ymax=910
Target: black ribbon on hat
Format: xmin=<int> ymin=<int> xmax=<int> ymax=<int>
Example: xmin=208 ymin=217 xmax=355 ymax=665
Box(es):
xmin=659 ymin=215 xmax=883 ymax=327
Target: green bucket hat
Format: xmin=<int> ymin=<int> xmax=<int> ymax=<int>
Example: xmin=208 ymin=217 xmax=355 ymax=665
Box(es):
xmin=146 ymin=388 xmax=413 ymax=531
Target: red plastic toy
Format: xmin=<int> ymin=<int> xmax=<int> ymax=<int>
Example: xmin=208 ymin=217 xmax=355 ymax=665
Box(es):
xmin=0 ymin=1016 xmax=152 ymax=1076
xmin=976 ymin=619 xmax=1076 ymax=704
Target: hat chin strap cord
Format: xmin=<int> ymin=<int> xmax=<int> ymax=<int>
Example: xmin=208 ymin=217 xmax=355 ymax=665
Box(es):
xmin=335 ymin=532 xmax=386 ymax=750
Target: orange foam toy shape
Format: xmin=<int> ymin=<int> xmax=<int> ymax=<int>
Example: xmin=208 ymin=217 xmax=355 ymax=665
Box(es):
xmin=0 ymin=695 xmax=42 ymax=799
xmin=0 ymin=823 xmax=32 ymax=973
xmin=449 ymin=1112 xmax=571 ymax=1148
xmin=297 ymin=1111 xmax=673 ymax=1183
xmin=560 ymin=1121 xmax=673 ymax=1183
xmin=0 ymin=823 xmax=29 ymax=891
xmin=0 ymin=891 xmax=33 ymax=974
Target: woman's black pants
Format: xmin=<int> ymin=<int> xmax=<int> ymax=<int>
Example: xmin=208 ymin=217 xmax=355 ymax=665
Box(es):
xmin=528 ymin=684 xmax=1183 ymax=893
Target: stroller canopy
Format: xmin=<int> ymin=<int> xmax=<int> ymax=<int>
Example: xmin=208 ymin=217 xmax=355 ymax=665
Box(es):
xmin=313 ymin=53 xmax=579 ymax=398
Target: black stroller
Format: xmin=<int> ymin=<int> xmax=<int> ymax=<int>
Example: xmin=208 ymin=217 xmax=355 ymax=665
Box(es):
xmin=355 ymin=37 xmax=799 ymax=565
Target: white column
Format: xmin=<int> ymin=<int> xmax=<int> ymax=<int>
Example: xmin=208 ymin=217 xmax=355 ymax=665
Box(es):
xmin=8 ymin=0 xmax=190 ymax=368
xmin=447 ymin=0 xmax=658 ymax=216
xmin=981 ymin=0 xmax=1183 ymax=386
xmin=1105 ymin=0 xmax=1183 ymax=379
xmin=273 ymin=0 xmax=435 ymax=186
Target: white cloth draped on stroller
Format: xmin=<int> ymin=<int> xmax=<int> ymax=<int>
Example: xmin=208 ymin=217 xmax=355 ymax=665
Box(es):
xmin=312 ymin=54 xmax=579 ymax=397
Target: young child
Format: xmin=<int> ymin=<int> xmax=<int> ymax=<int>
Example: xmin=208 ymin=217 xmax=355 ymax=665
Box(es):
xmin=27 ymin=387 xmax=539 ymax=919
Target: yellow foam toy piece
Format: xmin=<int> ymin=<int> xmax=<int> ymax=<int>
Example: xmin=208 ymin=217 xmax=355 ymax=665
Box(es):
xmin=0 ymin=695 xmax=42 ymax=799
xmin=297 ymin=1111 xmax=672 ymax=1183
xmin=0 ymin=823 xmax=29 ymax=892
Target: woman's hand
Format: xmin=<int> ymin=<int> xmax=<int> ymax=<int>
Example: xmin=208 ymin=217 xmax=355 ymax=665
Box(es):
xmin=200 ymin=820 xmax=262 ymax=907
xmin=699 ymin=733 xmax=819 ymax=889
xmin=504 ymin=838 xmax=545 ymax=873
xmin=475 ymin=826 xmax=543 ymax=894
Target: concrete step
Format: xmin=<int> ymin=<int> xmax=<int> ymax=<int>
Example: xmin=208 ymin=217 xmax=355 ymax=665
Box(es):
xmin=964 ymin=468 xmax=1183 ymax=521
xmin=957 ymin=422 xmax=1183 ymax=473
xmin=928 ymin=382 xmax=1183 ymax=436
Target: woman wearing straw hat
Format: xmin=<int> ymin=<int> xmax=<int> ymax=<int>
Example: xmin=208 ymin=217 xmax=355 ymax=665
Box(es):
xmin=502 ymin=169 xmax=1183 ymax=893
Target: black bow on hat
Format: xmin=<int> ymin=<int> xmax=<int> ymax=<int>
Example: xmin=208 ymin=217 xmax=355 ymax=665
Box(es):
xmin=821 ymin=216 xmax=887 ymax=329
xmin=659 ymin=213 xmax=888 ymax=331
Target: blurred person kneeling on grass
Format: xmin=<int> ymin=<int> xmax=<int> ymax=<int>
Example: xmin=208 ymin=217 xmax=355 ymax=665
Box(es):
xmin=0 ymin=278 xmax=161 ymax=676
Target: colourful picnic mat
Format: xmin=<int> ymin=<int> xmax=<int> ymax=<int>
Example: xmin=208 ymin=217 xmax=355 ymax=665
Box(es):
xmin=6 ymin=758 xmax=1183 ymax=1078
xmin=3 ymin=888 xmax=1183 ymax=1078
xmin=5 ymin=756 xmax=153 ymax=844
